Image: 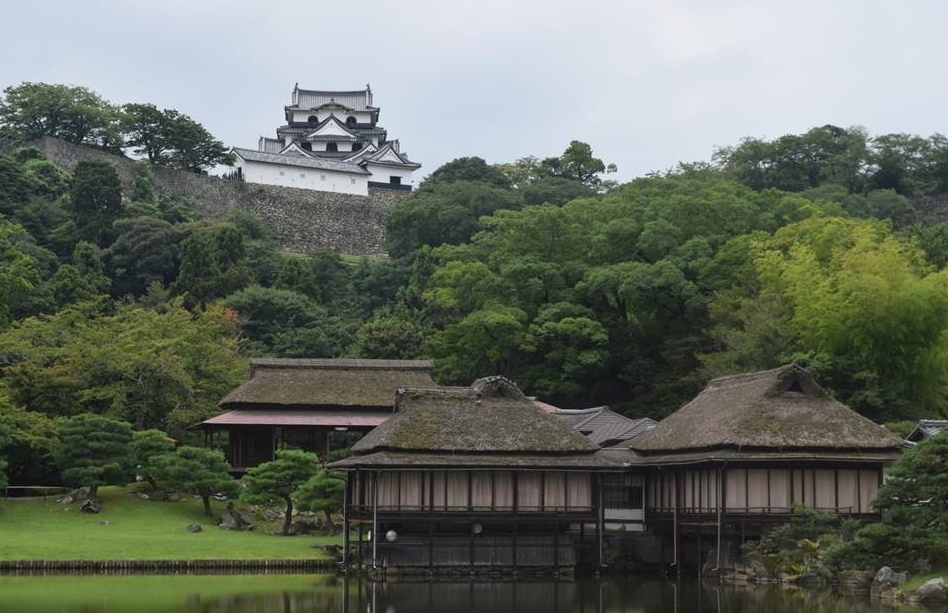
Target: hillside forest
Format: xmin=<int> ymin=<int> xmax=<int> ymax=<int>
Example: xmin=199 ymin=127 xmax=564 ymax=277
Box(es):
xmin=3 ymin=82 xmax=948 ymax=487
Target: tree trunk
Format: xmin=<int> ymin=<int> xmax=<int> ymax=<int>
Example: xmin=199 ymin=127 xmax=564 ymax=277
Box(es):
xmin=202 ymin=494 xmax=213 ymax=517
xmin=282 ymin=496 xmax=293 ymax=535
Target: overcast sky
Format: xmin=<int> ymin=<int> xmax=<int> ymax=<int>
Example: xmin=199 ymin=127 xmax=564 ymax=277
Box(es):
xmin=2 ymin=1 xmax=946 ymax=184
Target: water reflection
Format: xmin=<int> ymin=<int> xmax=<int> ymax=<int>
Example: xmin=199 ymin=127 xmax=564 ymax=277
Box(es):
xmin=0 ymin=574 xmax=916 ymax=613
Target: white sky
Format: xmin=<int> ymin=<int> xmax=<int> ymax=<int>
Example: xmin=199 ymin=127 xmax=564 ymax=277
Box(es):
xmin=2 ymin=0 xmax=946 ymax=183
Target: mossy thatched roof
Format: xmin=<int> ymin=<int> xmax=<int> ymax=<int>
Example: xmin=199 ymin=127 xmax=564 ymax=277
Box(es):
xmin=630 ymin=364 xmax=903 ymax=455
xmin=349 ymin=376 xmax=600 ymax=456
xmin=218 ymin=358 xmax=434 ymax=410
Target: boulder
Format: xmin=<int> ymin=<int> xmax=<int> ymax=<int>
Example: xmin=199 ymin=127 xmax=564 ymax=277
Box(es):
xmin=910 ymin=578 xmax=948 ymax=604
xmin=871 ymin=566 xmax=907 ymax=600
xmin=80 ymin=499 xmax=101 ymax=514
xmin=186 ymin=523 xmax=203 ymax=533
xmin=219 ymin=504 xmax=253 ymax=531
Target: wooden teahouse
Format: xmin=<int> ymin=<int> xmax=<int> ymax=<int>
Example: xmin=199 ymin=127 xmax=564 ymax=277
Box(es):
xmin=199 ymin=358 xmax=435 ymax=472
xmin=626 ymin=364 xmax=904 ymax=569
xmin=330 ymin=376 xmax=619 ymax=576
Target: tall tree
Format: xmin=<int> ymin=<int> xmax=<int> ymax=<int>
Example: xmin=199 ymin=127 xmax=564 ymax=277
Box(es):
xmin=540 ymin=140 xmax=616 ymax=187
xmin=55 ymin=413 xmax=133 ymax=498
xmin=0 ymin=82 xmax=121 ymax=149
xmin=241 ymin=449 xmax=320 ymax=535
xmin=70 ymin=160 xmax=124 ymax=247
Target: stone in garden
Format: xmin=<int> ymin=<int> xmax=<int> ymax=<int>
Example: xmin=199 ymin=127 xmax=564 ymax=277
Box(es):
xmin=80 ymin=499 xmax=100 ymax=513
xmin=913 ymin=578 xmax=948 ymax=603
xmin=187 ymin=523 xmax=202 ymax=533
xmin=219 ymin=504 xmax=252 ymax=530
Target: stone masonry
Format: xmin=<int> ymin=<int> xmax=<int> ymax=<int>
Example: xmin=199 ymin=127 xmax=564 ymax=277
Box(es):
xmin=28 ymin=137 xmax=407 ymax=255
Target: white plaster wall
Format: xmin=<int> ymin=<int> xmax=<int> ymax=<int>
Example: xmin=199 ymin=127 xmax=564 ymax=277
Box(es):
xmin=366 ymin=163 xmax=415 ymax=187
xmin=237 ymin=159 xmax=368 ymax=195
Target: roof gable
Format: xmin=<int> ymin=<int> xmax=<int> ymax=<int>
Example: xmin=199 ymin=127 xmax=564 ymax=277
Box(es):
xmin=305 ymin=116 xmax=358 ymax=140
xmin=630 ymin=365 xmax=903 ymax=454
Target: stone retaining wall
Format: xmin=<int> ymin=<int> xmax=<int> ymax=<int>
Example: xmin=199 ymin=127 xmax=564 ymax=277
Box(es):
xmin=27 ymin=138 xmax=407 ymax=255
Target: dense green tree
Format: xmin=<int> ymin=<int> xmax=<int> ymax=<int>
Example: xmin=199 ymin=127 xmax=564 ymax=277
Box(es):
xmin=70 ymin=160 xmax=124 ymax=247
xmin=349 ymin=307 xmax=425 ymax=359
xmin=241 ymin=449 xmax=320 ymax=535
xmin=0 ymin=218 xmax=55 ymax=327
xmin=385 ymin=180 xmax=524 ymax=258
xmin=129 ymin=428 xmax=177 ymax=490
xmin=422 ymin=156 xmax=511 ymax=188
xmin=0 ymin=401 xmax=58 ymax=485
xmin=55 ymin=413 xmax=133 ymax=497
xmin=121 ymin=103 xmax=233 ymax=173
xmin=707 ymin=217 xmax=948 ymax=421
xmin=519 ymin=176 xmax=597 ymax=206
xmin=48 ymin=241 xmax=110 ymax=306
xmin=104 ymin=217 xmax=190 ymax=297
xmin=714 ymin=125 xmax=869 ymax=193
xmin=151 ymin=445 xmax=237 ymax=516
xmin=0 ymin=154 xmax=33 ymax=216
xmin=225 ymin=285 xmax=354 ymax=357
xmin=21 ymin=157 xmax=71 ymax=199
xmin=0 ymin=301 xmax=244 ymax=432
xmin=540 ymin=140 xmax=616 ymax=188
xmin=173 ymin=223 xmax=253 ymax=305
xmin=296 ymin=467 xmax=347 ymax=531
xmin=0 ymin=82 xmax=121 ymax=149
xmin=829 ymin=430 xmax=948 ymax=570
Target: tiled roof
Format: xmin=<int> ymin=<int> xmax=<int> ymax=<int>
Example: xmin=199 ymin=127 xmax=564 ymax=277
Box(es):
xmin=291 ymin=88 xmax=374 ymax=112
xmin=231 ymin=147 xmax=370 ymax=175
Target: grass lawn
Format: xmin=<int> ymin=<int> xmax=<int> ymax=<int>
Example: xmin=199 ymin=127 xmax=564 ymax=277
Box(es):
xmin=0 ymin=486 xmax=341 ymax=561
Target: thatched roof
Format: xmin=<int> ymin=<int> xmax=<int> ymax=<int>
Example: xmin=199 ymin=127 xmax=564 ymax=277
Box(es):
xmin=630 ymin=365 xmax=903 ymax=456
xmin=340 ymin=377 xmax=601 ymax=465
xmin=200 ymin=409 xmax=391 ymax=429
xmin=218 ymin=358 xmax=434 ymax=410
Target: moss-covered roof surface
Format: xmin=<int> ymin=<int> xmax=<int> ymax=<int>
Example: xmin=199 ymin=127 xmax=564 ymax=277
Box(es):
xmin=350 ymin=377 xmax=601 ymax=455
xmin=219 ymin=358 xmax=434 ymax=410
xmin=630 ymin=364 xmax=904 ymax=455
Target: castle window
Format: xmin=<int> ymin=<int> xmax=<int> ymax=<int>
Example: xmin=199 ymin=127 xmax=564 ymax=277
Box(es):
xmin=352 ymin=143 xmax=362 ymax=152
xmin=326 ymin=142 xmax=338 ymax=153
xmin=389 ymin=176 xmax=401 ymax=185
xmin=351 ymin=178 xmax=356 ymax=185
xmin=346 ymin=116 xmax=357 ymax=128
xmin=301 ymin=142 xmax=312 ymax=151
xmin=307 ymin=115 xmax=318 ymax=124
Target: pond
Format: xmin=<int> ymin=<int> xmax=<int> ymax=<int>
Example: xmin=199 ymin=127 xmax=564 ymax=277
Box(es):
xmin=0 ymin=574 xmax=919 ymax=613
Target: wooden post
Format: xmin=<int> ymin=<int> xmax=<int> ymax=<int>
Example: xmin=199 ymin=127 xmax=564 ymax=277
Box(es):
xmin=597 ymin=473 xmax=604 ymax=569
xmin=673 ymin=472 xmax=680 ymax=576
xmin=716 ymin=466 xmax=723 ymax=571
xmin=372 ymin=471 xmax=379 ymax=570
xmin=342 ymin=473 xmax=351 ymax=572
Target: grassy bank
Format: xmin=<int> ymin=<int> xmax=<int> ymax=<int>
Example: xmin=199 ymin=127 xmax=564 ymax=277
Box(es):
xmin=0 ymin=486 xmax=340 ymax=561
